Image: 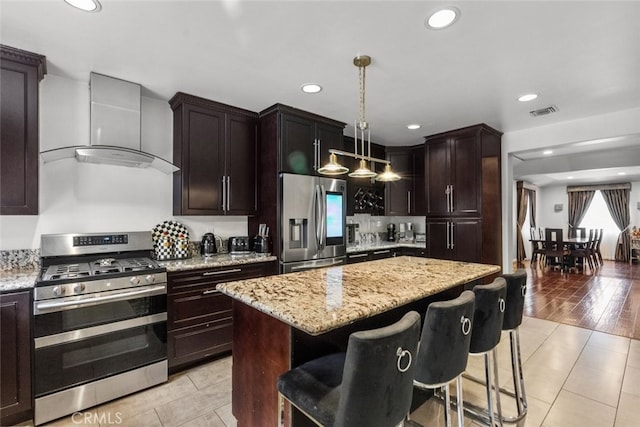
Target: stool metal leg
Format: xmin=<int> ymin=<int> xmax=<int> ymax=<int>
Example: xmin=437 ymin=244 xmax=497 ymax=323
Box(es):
xmin=444 ymin=383 xmax=452 ymax=427
xmin=508 ymin=329 xmax=528 ymax=421
xmin=462 ymin=329 xmax=528 ymax=423
xmin=456 ymin=375 xmax=464 ymax=427
xmin=484 ymin=351 xmax=503 ymax=427
xmin=278 ymin=392 xmax=284 ymax=427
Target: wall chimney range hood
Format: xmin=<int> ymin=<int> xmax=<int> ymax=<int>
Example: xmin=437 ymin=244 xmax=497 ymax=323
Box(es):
xmin=40 ymin=72 xmax=178 ymax=174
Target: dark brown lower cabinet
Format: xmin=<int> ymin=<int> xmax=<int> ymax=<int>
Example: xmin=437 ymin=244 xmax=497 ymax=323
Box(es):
xmin=167 ymin=261 xmax=277 ymax=372
xmin=0 ymin=290 xmax=32 ymax=426
xmin=427 ymin=218 xmax=482 ymax=262
xmin=346 ymin=246 xmax=426 ymax=264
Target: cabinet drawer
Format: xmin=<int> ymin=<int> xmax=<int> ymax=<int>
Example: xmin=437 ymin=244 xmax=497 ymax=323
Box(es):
xmin=168 ymin=288 xmax=231 ymax=330
xmin=168 ymin=262 xmax=271 ymax=293
xmin=168 ymin=319 xmax=232 ymax=369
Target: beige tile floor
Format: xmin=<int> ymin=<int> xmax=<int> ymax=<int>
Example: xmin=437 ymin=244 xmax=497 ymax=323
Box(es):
xmin=33 ymin=316 xmax=640 ymax=427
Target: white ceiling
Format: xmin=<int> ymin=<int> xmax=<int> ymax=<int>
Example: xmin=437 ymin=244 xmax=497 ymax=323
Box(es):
xmin=2 ymin=0 xmax=640 ymax=185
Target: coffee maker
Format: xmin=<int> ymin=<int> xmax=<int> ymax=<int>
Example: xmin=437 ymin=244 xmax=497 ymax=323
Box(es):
xmin=387 ymin=223 xmax=396 ymax=242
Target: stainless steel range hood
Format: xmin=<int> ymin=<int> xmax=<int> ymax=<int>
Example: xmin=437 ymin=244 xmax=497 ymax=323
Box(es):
xmin=40 ymin=73 xmax=178 ymax=174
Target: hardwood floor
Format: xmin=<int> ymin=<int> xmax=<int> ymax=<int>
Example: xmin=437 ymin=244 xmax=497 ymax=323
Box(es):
xmin=522 ymin=259 xmax=640 ymax=340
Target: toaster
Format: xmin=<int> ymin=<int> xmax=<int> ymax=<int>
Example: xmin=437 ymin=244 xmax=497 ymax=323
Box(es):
xmin=228 ymin=236 xmax=251 ymax=254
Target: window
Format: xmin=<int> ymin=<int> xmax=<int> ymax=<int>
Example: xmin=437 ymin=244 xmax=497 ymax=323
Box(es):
xmin=578 ymin=191 xmax=620 ymax=260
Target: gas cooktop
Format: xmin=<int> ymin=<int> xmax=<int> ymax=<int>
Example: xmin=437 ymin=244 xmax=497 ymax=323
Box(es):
xmin=40 ymin=257 xmax=161 ymax=281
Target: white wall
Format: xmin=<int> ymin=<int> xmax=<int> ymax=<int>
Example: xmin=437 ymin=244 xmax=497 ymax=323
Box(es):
xmin=0 ymin=74 xmax=247 ymax=250
xmin=502 ymin=107 xmax=640 ymax=271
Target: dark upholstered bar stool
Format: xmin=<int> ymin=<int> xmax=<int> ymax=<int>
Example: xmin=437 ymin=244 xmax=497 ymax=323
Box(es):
xmin=412 ymin=291 xmax=475 ymax=427
xmin=464 ymin=278 xmax=507 ymax=427
xmin=277 ymin=311 xmax=421 ymax=427
xmin=500 ymin=270 xmax=528 ymax=422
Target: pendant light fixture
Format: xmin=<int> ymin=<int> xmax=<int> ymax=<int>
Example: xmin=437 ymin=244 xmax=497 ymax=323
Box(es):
xmin=318 ymin=54 xmax=401 ymax=182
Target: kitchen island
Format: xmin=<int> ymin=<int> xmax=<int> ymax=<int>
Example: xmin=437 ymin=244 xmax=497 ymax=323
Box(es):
xmin=217 ymin=256 xmax=500 ymax=427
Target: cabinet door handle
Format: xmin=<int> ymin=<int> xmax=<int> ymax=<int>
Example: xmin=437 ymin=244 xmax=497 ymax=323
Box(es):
xmin=450 ymin=185 xmax=454 ymax=212
xmin=221 ymin=176 xmax=227 ymax=211
xmin=445 ymin=185 xmax=450 ymax=212
xmin=202 ymin=289 xmax=219 ymax=295
xmin=407 ymin=191 xmax=411 ymax=214
xmin=450 ymin=222 xmax=455 ymax=249
xmin=373 ymin=250 xmax=390 ymax=255
xmin=349 ymin=253 xmax=369 ymax=258
xmin=202 ymin=268 xmax=242 ymax=276
xmin=317 ymin=138 xmax=321 ymax=170
xmin=226 ymin=175 xmax=231 ymax=211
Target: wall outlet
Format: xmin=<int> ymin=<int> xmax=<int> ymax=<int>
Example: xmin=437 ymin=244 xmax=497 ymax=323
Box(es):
xmin=554 ymin=204 xmax=563 ymax=212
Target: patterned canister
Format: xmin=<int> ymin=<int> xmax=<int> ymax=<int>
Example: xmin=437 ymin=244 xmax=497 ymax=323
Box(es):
xmin=156 ymin=234 xmax=174 ymax=260
xmin=174 ymin=234 xmax=189 ymax=259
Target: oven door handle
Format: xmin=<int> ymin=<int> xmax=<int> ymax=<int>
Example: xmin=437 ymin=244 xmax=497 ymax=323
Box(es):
xmin=34 ymin=285 xmax=167 ymax=314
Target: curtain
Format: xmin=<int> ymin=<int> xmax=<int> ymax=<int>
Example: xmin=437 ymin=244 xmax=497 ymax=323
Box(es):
xmin=601 ymin=188 xmax=630 ymax=261
xmin=567 ymin=190 xmax=595 ymax=237
xmin=527 ymin=189 xmax=537 ymax=228
xmin=516 ymin=186 xmax=528 ymax=262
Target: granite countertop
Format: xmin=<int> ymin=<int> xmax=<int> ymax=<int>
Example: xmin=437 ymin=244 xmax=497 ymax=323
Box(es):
xmin=0 ymin=268 xmax=39 ymax=293
xmin=346 ymin=241 xmax=426 ymax=252
xmin=159 ymin=253 xmax=277 ymax=272
xmin=217 ymin=256 xmax=500 ymax=336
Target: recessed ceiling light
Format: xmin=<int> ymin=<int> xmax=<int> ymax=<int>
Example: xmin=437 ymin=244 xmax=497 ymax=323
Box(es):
xmin=64 ymin=0 xmax=102 ymax=12
xmin=517 ymin=93 xmax=538 ymax=102
xmin=618 ymin=172 xmax=627 ymax=175
xmin=301 ymin=83 xmax=322 ymax=94
xmin=567 ymin=176 xmax=574 ymax=179
xmin=543 ymin=150 xmax=553 ymax=155
xmin=425 ymin=7 xmax=460 ymax=29
xmin=407 ymin=124 xmax=421 ymax=130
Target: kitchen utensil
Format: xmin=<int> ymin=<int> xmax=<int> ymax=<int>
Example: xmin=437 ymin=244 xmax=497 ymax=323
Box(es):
xmin=387 ymin=223 xmax=396 ymax=242
xmin=228 ymin=236 xmax=251 ymax=254
xmin=201 ymin=233 xmax=217 ymax=257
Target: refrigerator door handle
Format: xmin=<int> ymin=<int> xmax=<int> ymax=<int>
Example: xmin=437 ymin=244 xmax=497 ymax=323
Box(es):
xmin=314 ymin=184 xmax=322 ymax=250
xmin=319 ymin=185 xmax=326 ymax=250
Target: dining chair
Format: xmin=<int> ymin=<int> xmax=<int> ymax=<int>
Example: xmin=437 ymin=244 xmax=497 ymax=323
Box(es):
xmin=570 ymin=228 xmax=594 ymax=271
xmin=530 ymin=230 xmax=545 ymax=264
xmin=544 ymin=228 xmax=567 ymax=270
xmin=574 ymin=227 xmax=586 ymax=239
xmin=594 ymin=228 xmax=604 ymax=266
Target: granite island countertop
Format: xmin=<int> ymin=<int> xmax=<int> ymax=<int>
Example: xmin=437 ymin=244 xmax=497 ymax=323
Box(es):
xmin=217 ymin=256 xmax=500 ymax=336
xmin=346 ymin=241 xmax=426 ymax=252
xmin=159 ymin=253 xmax=277 ymax=272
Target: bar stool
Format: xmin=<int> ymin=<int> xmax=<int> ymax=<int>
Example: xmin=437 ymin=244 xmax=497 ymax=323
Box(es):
xmin=464 ymin=278 xmax=507 ymax=427
xmin=500 ymin=270 xmax=528 ymax=422
xmin=412 ymin=290 xmax=475 ymax=427
xmin=276 ymin=311 xmax=421 ymax=427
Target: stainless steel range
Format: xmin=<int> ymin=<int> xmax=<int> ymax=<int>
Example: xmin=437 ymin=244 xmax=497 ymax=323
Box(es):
xmin=33 ymin=232 xmax=168 ymax=426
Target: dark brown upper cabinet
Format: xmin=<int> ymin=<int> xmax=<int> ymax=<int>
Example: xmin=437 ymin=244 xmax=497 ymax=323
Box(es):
xmin=0 ymin=45 xmax=46 ymax=215
xmin=384 ymin=144 xmax=426 ymax=216
xmin=261 ymin=104 xmax=345 ymax=176
xmin=170 ymin=93 xmax=258 ymax=216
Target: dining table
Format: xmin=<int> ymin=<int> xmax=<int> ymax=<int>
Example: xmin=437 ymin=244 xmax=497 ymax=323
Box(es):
xmin=529 ymin=236 xmax=594 ymax=271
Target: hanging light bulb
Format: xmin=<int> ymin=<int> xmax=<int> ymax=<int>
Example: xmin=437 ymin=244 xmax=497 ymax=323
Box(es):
xmin=349 ymin=159 xmax=378 ymax=178
xmin=375 ymin=163 xmax=401 ymax=182
xmin=318 ymin=152 xmax=349 ymax=175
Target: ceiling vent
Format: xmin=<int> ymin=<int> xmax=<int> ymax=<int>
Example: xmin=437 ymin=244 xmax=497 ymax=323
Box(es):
xmin=529 ymin=105 xmax=559 ymax=117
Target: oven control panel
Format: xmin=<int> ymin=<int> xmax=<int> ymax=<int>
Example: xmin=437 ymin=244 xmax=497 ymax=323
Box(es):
xmin=73 ymin=234 xmax=129 ymax=246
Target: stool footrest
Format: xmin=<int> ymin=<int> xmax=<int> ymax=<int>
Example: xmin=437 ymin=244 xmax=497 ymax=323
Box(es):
xmin=459 ymin=374 xmax=528 ymax=423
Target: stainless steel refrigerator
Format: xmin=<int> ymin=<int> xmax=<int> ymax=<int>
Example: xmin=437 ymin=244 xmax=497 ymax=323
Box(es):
xmin=280 ymin=173 xmax=346 ymax=273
